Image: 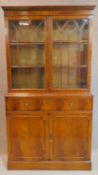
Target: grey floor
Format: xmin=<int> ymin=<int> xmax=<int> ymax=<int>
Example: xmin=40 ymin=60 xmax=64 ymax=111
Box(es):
xmin=0 ymin=150 xmax=98 ymax=175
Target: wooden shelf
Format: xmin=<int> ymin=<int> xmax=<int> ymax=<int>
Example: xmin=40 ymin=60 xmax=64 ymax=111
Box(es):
xmin=10 ymin=41 xmax=45 ymax=46
xmin=53 ymin=65 xmax=87 ymax=68
xmin=53 ymin=83 xmax=86 ymax=88
xmin=11 ymin=65 xmax=44 ymax=69
xmin=10 ymin=41 xmax=88 ymax=46
xmin=53 ymin=41 xmax=88 ymax=45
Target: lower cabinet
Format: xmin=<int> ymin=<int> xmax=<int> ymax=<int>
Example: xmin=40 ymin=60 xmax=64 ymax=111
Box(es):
xmin=7 ymin=111 xmax=92 ymax=169
xmin=7 ymin=112 xmax=49 ymax=161
xmin=50 ymin=112 xmax=91 ymax=161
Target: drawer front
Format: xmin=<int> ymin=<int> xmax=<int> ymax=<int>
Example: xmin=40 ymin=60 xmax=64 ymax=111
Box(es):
xmin=6 ymin=98 xmax=38 ymax=111
xmin=6 ymin=96 xmax=93 ymax=111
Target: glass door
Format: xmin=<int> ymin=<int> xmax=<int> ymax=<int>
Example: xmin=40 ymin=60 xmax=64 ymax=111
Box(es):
xmin=9 ymin=19 xmax=45 ymax=89
xmin=52 ymin=19 xmax=88 ymax=89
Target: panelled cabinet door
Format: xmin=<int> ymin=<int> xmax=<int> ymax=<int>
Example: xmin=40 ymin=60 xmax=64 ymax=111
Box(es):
xmin=50 ymin=112 xmax=91 ymax=161
xmin=7 ymin=112 xmax=49 ymax=161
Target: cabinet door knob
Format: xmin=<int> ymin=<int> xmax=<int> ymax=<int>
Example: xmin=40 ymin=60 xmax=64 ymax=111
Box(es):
xmin=24 ymin=102 xmax=30 ymax=106
xmin=69 ymin=102 xmax=74 ymax=107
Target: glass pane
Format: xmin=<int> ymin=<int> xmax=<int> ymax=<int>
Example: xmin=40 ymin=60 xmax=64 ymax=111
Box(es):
xmin=53 ymin=19 xmax=88 ymax=42
xmin=52 ymin=19 xmax=88 ymax=89
xmin=9 ymin=20 xmax=44 ymax=42
xmin=11 ymin=45 xmax=44 ymax=66
xmin=79 ymin=67 xmax=87 ymax=88
xmin=9 ymin=20 xmax=45 ymax=89
xmin=12 ymin=69 xmax=44 ymax=89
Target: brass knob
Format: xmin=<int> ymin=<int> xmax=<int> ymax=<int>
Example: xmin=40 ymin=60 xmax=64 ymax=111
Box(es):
xmin=69 ymin=102 xmax=74 ymax=107
xmin=24 ymin=102 xmax=30 ymax=106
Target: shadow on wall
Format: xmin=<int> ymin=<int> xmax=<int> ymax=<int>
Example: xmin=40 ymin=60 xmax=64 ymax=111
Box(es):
xmin=0 ymin=7 xmax=7 ymax=168
xmin=0 ymin=96 xmax=7 ymax=167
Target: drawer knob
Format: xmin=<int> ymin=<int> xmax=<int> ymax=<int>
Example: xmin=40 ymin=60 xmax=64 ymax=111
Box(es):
xmin=24 ymin=102 xmax=30 ymax=106
xmin=69 ymin=102 xmax=74 ymax=107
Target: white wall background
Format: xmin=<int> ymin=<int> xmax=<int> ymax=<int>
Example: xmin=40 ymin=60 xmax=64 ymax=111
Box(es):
xmin=0 ymin=0 xmax=98 ymax=161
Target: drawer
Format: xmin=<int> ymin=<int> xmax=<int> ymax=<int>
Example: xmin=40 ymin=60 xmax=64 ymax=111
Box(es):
xmin=6 ymin=97 xmax=38 ymax=111
xmin=62 ymin=97 xmax=93 ymax=111
xmin=6 ymin=96 xmax=93 ymax=111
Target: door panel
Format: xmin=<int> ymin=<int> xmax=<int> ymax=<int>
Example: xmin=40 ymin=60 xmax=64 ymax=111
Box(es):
xmin=8 ymin=19 xmax=46 ymax=89
xmin=50 ymin=112 xmax=91 ymax=161
xmin=52 ymin=19 xmax=88 ymax=89
xmin=7 ymin=112 xmax=49 ymax=161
